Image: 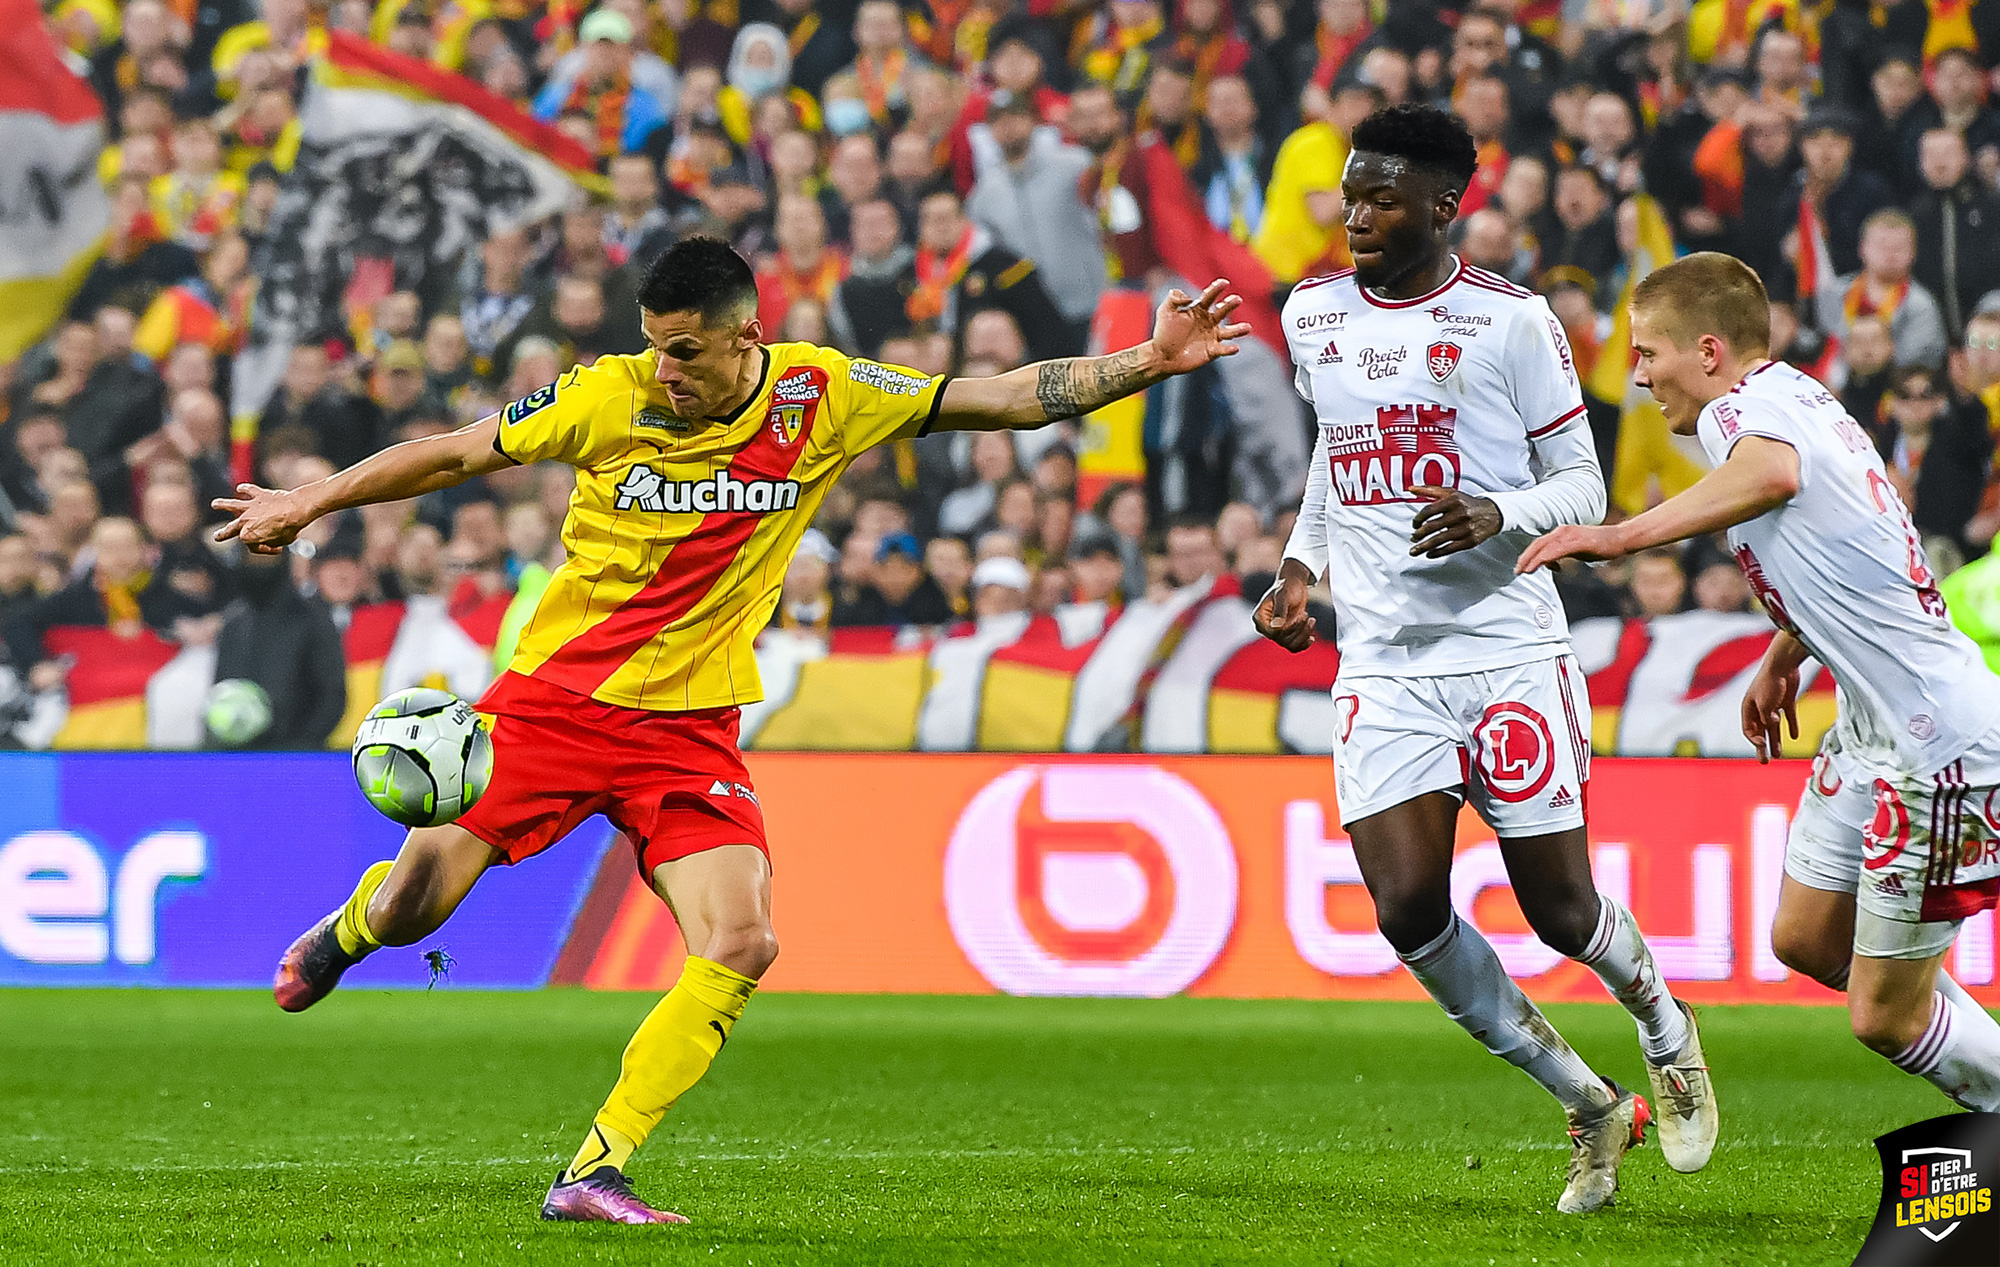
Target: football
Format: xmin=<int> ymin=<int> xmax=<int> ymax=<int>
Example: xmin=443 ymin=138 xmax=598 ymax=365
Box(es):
xmin=203 ymin=678 xmax=272 ymax=747
xmin=350 ymin=688 xmax=494 ymax=827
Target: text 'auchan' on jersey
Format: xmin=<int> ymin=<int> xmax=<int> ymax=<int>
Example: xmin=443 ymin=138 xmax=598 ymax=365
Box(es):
xmin=613 ymin=466 xmax=803 ymax=514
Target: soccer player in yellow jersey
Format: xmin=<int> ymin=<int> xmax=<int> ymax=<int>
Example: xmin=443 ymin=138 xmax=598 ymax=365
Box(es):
xmin=214 ymin=237 xmax=1250 ymax=1224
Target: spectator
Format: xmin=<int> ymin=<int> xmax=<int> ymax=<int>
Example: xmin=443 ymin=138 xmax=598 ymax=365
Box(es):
xmin=938 ymin=431 xmax=1019 ymax=536
xmin=1255 ymin=80 xmax=1373 ymax=288
xmin=969 ymin=553 xmax=1031 ymax=623
xmin=828 ymin=198 xmax=915 ymax=358
xmin=947 ymin=17 xmax=1066 ymax=196
xmin=824 ymin=135 xmax=887 ymax=246
xmin=771 ymin=544 xmax=834 ymax=634
xmin=1627 ymin=547 xmax=1686 ymax=619
xmin=423 ymin=314 xmax=476 ymax=408
xmin=925 ymin=534 xmax=973 ymax=617
xmin=457 ymin=225 xmax=537 ymax=377
xmin=603 ymin=153 xmax=679 ymax=275
xmin=1068 ymin=532 xmax=1126 ymax=609
xmin=1909 ymin=48 xmax=2000 ymax=182
xmin=1541 ymin=168 xmax=1619 ymax=306
xmin=1857 ymin=54 xmax=1929 ymax=189
xmin=5 ymin=517 xmax=185 ymax=690
xmin=530 ymin=9 xmax=669 ymax=160
xmin=1455 ymin=74 xmax=1512 ymax=217
xmin=1691 ymin=561 xmax=1752 ymax=614
xmin=371 ymin=340 xmax=443 ymax=435
xmin=1076 ymin=0 xmax=1173 ymax=105
xmin=833 ymin=531 xmax=953 ymax=626
xmin=1908 ymin=129 xmax=2000 ymax=344
xmin=1163 ymin=515 xmax=1226 ymax=591
xmin=841 ymin=0 xmax=932 ymax=130
xmin=1819 ymin=210 xmax=1948 ymax=371
xmin=1839 ymin=315 xmax=1896 ymax=426
xmin=68 ymin=175 xmax=200 ymax=321
xmin=496 ymin=273 xmax=642 ymax=378
xmin=911 ymin=188 xmax=1078 ymax=364
xmin=1966 ymin=307 xmax=2000 ymax=434
xmin=1795 ymin=108 xmax=1895 ymax=280
xmin=964 ymin=90 xmax=1105 ymax=335
xmin=140 ymin=479 xmax=230 ymax=614
xmin=1191 ymin=74 xmax=1273 ymax=244
xmin=756 ymin=194 xmax=849 ymax=335
xmin=1875 ymin=364 xmax=1992 ymax=562
xmin=211 ymin=551 xmax=346 ymax=749
xmin=377 ymin=524 xmax=493 ymax=700
xmin=1092 ymin=480 xmax=1150 ymax=602
xmin=258 ymin=344 xmax=382 ymax=472
xmin=19 ymin=320 xmax=161 ymax=468
xmin=1734 ymin=102 xmax=1802 ymax=290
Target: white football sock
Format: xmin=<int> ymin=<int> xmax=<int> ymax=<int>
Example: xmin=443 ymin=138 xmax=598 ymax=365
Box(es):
xmin=1575 ymin=896 xmax=1691 ymax=1064
xmin=1890 ymin=989 xmax=2000 ymax=1111
xmin=1401 ymin=915 xmax=1614 ymax=1117
xmin=1937 ymin=970 xmax=2000 ymax=1046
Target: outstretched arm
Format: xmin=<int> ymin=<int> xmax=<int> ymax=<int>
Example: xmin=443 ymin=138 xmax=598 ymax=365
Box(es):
xmin=1515 ymin=434 xmax=1801 ymax=572
xmin=213 ymin=415 xmax=514 ymax=553
xmin=930 ymin=279 xmax=1251 ymax=432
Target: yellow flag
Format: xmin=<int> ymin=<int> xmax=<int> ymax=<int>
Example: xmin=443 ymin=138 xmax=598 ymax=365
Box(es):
xmin=1587 ymin=192 xmax=1676 ymax=406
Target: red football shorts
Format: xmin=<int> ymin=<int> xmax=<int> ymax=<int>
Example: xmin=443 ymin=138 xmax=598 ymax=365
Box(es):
xmin=455 ymin=671 xmax=768 ymax=876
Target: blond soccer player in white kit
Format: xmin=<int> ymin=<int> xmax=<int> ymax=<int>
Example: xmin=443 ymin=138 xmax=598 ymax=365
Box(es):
xmin=1253 ymin=104 xmax=1718 ymax=1214
xmin=1523 ymin=251 xmax=2000 ymax=1114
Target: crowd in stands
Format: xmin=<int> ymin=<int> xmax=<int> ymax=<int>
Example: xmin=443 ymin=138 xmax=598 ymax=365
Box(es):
xmin=14 ymin=0 xmax=2000 ymax=747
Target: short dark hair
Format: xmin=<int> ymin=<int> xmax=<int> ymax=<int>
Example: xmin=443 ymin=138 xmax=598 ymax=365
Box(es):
xmin=638 ymin=237 xmax=758 ymax=323
xmin=1350 ymin=104 xmax=1480 ymax=196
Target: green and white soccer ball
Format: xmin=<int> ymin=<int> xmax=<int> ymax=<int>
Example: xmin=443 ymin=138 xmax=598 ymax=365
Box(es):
xmin=351 ymin=688 xmax=494 ymax=827
xmin=204 ymin=678 xmax=272 ymax=747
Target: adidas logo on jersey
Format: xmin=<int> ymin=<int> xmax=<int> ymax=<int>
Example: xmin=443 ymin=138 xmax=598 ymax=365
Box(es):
xmin=1876 ymin=872 xmax=1907 ymax=897
xmin=1316 ymin=340 xmax=1342 ymax=365
xmin=1550 ymin=785 xmax=1575 ymax=808
xmin=613 ymin=464 xmax=802 ymax=514
xmin=708 ymin=779 xmax=759 ymax=804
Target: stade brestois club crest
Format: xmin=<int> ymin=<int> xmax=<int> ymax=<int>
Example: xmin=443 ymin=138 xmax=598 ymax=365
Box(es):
xmin=228 ymin=32 xmax=599 ymax=471
xmin=1852 ymin=1112 xmax=2000 ymax=1265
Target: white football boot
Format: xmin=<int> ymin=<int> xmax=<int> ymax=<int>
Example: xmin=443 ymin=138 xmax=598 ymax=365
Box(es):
xmin=1557 ymin=1081 xmax=1650 ymax=1214
xmin=1645 ymin=1000 xmax=1718 ymax=1173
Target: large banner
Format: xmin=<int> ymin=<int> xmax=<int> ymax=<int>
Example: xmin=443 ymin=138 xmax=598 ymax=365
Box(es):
xmin=0 ymin=0 xmax=107 ymax=360
xmin=5 ymin=751 xmax=1995 ymax=1004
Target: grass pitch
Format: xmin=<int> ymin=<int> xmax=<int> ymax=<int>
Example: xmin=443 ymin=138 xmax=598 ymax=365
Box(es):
xmin=0 ymin=990 xmax=1931 ymax=1265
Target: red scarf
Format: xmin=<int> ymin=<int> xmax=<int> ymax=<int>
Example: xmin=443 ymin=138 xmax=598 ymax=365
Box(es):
xmin=565 ymin=69 xmax=631 ymax=159
xmin=1310 ymin=21 xmax=1371 ymax=90
xmin=908 ymin=230 xmax=975 ymax=322
xmin=855 ymin=48 xmax=909 ymax=122
xmin=1845 ymin=275 xmax=1910 ymax=329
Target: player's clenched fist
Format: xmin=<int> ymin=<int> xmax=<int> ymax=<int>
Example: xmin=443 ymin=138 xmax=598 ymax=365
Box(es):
xmin=1253 ymin=560 xmax=1318 ymax=652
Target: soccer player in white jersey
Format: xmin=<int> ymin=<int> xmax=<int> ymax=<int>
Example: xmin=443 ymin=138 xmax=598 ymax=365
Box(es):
xmin=1253 ymin=105 xmax=1718 ymax=1213
xmin=1521 ymin=251 xmax=2000 ymax=1114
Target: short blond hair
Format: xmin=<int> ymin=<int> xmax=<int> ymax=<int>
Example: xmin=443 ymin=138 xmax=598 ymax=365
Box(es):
xmin=1630 ymin=251 xmax=1771 ymax=356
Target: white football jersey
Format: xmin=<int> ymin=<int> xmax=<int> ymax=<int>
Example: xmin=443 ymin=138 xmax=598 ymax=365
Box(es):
xmin=1280 ymin=259 xmax=1599 ymax=676
xmin=1696 ymin=360 xmax=2000 ymax=773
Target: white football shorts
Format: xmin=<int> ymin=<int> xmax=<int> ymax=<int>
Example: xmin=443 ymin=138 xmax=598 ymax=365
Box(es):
xmin=1788 ymin=726 xmax=2000 ymax=960
xmin=1330 ymin=654 xmax=1591 ymax=836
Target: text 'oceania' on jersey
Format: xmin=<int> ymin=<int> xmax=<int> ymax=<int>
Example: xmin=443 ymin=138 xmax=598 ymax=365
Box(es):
xmin=612 ymin=464 xmax=802 ymax=514
xmin=1325 ymin=405 xmax=1461 ymax=505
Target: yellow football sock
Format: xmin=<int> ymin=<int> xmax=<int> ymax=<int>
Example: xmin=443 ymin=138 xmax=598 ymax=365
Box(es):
xmin=567 ymin=956 xmax=758 ymax=1180
xmin=332 ymin=861 xmax=393 ymax=958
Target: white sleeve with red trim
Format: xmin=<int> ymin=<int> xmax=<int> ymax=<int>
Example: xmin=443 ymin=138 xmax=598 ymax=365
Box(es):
xmin=1484 ymin=299 xmax=1604 ymax=534
xmin=1281 ymin=423 xmax=1332 ymax=580
xmin=1486 ymin=413 xmax=1606 ymax=533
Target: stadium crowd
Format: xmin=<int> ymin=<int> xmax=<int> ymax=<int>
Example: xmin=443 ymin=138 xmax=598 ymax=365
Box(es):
xmin=14 ymin=0 xmax=2000 ymax=747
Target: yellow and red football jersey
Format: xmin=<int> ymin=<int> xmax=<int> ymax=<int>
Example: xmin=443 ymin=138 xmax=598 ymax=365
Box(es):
xmin=494 ymin=342 xmax=947 ymax=711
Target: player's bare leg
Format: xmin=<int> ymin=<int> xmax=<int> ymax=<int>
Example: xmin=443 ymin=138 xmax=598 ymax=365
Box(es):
xmin=273 ymin=824 xmax=498 ymax=1012
xmin=1349 ymin=793 xmax=1642 ymax=1212
xmin=1773 ymin=881 xmax=2000 ymax=1112
xmin=1500 ymin=827 xmax=1714 ymax=1173
xmin=545 ymin=844 xmax=775 ymax=1225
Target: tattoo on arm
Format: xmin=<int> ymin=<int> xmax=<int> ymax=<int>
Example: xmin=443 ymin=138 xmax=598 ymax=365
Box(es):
xmin=1032 ymin=346 xmax=1160 ymax=420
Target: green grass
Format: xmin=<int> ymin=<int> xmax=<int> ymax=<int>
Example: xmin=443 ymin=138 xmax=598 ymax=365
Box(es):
xmin=0 ymin=991 xmax=1932 ymax=1266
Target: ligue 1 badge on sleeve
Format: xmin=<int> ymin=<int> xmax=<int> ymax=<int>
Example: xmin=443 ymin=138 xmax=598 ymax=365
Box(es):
xmin=1852 ymin=1113 xmax=2000 ymax=1266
